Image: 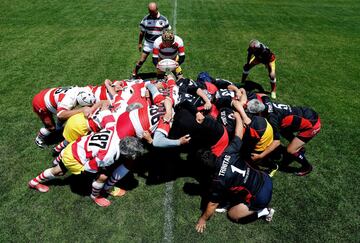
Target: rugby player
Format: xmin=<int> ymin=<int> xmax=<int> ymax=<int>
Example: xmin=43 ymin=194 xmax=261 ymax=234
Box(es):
xmin=32 ymin=86 xmax=96 ymax=148
xmin=132 ymin=2 xmax=170 ymax=78
xmin=28 ymin=129 xmax=146 ymax=207
xmin=247 ymin=98 xmax=321 ymax=176
xmin=152 ymin=29 xmax=185 ymax=79
xmin=195 ymin=112 xmax=274 ymax=233
xmin=241 ymin=39 xmax=277 ymax=99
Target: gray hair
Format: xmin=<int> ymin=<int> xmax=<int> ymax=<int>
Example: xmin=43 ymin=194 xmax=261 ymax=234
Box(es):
xmin=247 ymin=99 xmax=265 ymax=113
xmin=120 ymin=136 xmax=147 ymax=160
xmin=249 ymin=39 xmax=260 ymax=48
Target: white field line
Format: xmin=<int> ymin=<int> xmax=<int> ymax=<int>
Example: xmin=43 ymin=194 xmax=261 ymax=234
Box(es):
xmin=163 ymin=1 xmax=177 ymax=242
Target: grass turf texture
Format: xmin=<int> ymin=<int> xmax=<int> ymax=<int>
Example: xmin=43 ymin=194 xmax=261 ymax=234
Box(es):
xmin=1 ymin=0 xmax=360 ymax=241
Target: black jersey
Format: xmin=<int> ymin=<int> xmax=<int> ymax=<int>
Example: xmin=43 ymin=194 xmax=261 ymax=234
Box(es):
xmin=248 ymin=42 xmax=275 ymax=64
xmin=264 ymin=100 xmax=319 ymax=140
xmin=209 ymin=136 xmax=265 ymax=203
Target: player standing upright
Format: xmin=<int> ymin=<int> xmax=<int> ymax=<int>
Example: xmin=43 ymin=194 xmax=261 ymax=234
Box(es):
xmin=132 ymin=2 xmax=170 ymax=78
xmin=153 ymin=29 xmax=185 ymax=79
xmin=241 ymin=39 xmax=277 ymax=99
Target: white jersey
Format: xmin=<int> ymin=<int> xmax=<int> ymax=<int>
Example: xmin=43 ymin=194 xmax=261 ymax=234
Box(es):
xmin=71 ymin=127 xmax=120 ymax=173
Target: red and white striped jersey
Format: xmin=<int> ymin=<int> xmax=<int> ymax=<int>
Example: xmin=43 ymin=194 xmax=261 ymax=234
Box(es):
xmin=57 ymin=86 xmax=93 ymax=115
xmin=153 ymin=35 xmax=185 ymax=60
xmin=88 ymin=100 xmax=128 ymax=133
xmin=71 ymin=127 xmax=120 ymax=173
xmin=116 ymin=104 xmax=171 ymax=139
xmin=111 ymin=82 xmax=151 ymax=111
xmin=90 ymin=85 xmax=113 ymax=102
xmin=42 ymin=86 xmax=73 ymax=114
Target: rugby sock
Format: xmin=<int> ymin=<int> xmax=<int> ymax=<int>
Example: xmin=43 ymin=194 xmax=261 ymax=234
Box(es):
xmin=30 ymin=168 xmax=55 ymax=186
xmin=133 ymin=61 xmax=144 ymax=75
xmin=270 ymin=79 xmax=277 ymax=92
xmin=91 ymin=181 xmax=104 ymax=199
xmin=52 ymin=154 xmax=62 ymax=166
xmin=293 ymin=149 xmax=311 ymax=168
xmin=37 ymin=127 xmax=51 ymax=139
xmin=257 ymin=208 xmax=270 ymax=218
xmin=103 ymin=164 xmax=129 ymax=192
xmin=54 ymin=140 xmax=69 ymax=153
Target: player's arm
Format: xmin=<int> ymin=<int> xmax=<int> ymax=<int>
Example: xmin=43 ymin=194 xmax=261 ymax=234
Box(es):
xmin=233 ymin=111 xmax=244 ymax=140
xmin=104 ymin=79 xmax=117 ymax=97
xmin=195 ymin=201 xmax=218 ymax=233
xmin=196 ymin=88 xmax=212 ymax=110
xmin=57 ymin=106 xmax=91 ymax=120
xmin=152 ymin=130 xmax=190 ymax=148
xmin=232 ymin=100 xmax=251 ymax=125
xmin=138 ymin=31 xmax=145 ymax=51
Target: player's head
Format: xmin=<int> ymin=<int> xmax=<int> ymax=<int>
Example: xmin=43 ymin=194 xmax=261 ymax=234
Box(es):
xmin=246 ymin=99 xmax=265 ymax=113
xmin=76 ymin=89 xmax=96 ymax=106
xmin=119 ymin=136 xmax=147 ymax=160
xmin=196 ymin=71 xmax=214 ymax=89
xmin=162 ymin=29 xmax=174 ymax=46
xmin=249 ymin=39 xmax=260 ymax=48
xmin=198 ymin=149 xmax=216 ymax=172
xmin=148 ymin=2 xmax=158 ymax=17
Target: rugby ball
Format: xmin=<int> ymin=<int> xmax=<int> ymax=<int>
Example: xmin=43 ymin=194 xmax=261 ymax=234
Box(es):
xmin=157 ymin=59 xmax=178 ymax=72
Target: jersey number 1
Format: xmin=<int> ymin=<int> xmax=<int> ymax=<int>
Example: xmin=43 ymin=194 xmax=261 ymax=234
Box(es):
xmin=231 ymin=165 xmax=246 ymax=177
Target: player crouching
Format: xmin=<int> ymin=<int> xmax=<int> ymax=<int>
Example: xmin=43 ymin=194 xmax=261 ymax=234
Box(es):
xmin=28 ymin=132 xmax=146 ymax=207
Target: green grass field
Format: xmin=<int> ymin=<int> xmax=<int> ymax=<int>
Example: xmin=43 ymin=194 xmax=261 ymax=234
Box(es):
xmin=1 ymin=0 xmax=360 ymax=241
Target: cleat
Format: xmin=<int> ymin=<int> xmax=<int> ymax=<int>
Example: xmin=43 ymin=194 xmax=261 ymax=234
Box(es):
xmin=269 ymin=164 xmax=279 ymax=178
xmin=28 ymin=181 xmax=49 ymax=193
xmin=294 ymin=164 xmax=313 ymax=176
xmin=270 ymin=91 xmax=277 ymax=99
xmin=91 ymin=196 xmax=111 ymax=207
xmin=108 ymin=187 xmax=126 ymax=197
xmin=35 ymin=136 xmax=46 ymax=148
xmin=265 ymin=208 xmax=275 ymax=222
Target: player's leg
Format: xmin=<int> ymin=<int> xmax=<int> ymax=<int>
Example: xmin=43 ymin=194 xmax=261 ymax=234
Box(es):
xmin=90 ymin=174 xmax=112 ymax=207
xmin=267 ymin=61 xmax=277 ymax=99
xmin=34 ymin=111 xmax=56 ymax=148
xmin=286 ymin=137 xmax=312 ymax=176
xmin=103 ymin=164 xmax=129 ymax=197
xmin=28 ymin=164 xmax=64 ymax=192
xmin=54 ymin=113 xmax=89 ymax=155
xmin=132 ymin=41 xmax=152 ymax=78
xmin=241 ymin=57 xmax=258 ymax=83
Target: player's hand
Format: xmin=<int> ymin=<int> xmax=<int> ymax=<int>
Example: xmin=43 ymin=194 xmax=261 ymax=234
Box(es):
xmin=163 ymin=112 xmax=172 ymax=123
xmin=179 ymin=134 xmax=191 ymax=145
xmin=235 ymin=90 xmax=242 ymax=100
xmin=195 ymin=218 xmax=207 ymax=233
xmin=196 ymin=112 xmax=205 ymax=124
xmin=142 ymin=131 xmax=153 ymax=144
xmin=251 ymin=153 xmax=262 ymax=161
xmin=138 ymin=43 xmax=142 ymax=52
xmin=104 ymin=79 xmax=112 ymax=86
xmin=204 ymin=101 xmax=212 ymax=110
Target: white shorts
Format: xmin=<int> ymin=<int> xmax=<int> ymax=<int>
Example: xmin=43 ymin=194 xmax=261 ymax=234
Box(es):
xmin=143 ymin=40 xmax=154 ymax=53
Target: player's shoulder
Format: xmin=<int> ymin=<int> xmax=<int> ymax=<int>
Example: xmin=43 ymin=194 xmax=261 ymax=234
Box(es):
xmin=153 ymin=36 xmax=162 ymax=45
xmin=174 ymin=35 xmax=184 ymax=43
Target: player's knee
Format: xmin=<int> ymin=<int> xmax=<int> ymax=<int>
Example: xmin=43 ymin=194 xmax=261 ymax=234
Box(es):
xmin=97 ymin=174 xmax=108 ymax=183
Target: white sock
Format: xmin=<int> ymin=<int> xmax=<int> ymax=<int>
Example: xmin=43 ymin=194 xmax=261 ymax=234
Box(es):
xmin=257 ymin=208 xmax=270 ymax=218
xmin=31 ymin=168 xmax=55 ymax=186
